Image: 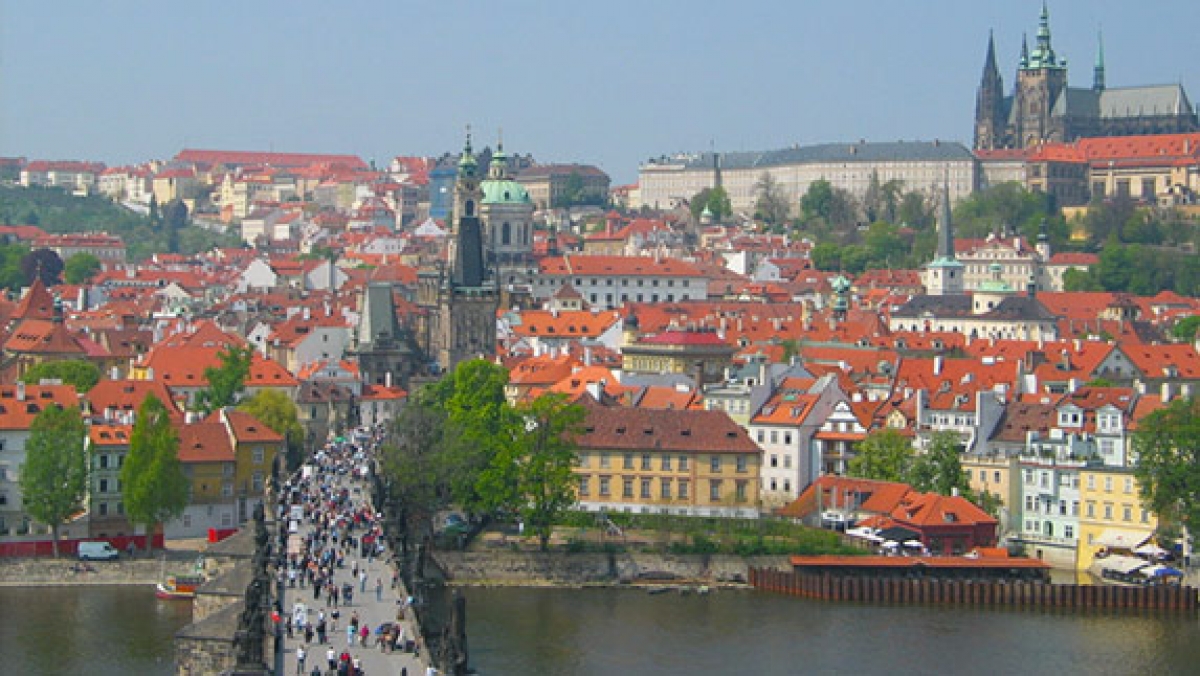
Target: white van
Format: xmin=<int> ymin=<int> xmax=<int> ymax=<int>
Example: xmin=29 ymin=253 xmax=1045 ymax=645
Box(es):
xmin=78 ymin=541 xmax=120 ymax=561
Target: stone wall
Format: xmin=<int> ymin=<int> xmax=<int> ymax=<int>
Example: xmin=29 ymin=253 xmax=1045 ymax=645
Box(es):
xmin=0 ymin=557 xmax=197 ymax=586
xmin=433 ymin=551 xmax=791 ymax=586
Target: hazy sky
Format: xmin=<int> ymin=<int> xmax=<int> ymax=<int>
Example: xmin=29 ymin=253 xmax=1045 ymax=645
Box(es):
xmin=3 ymin=1 xmax=1197 ymax=183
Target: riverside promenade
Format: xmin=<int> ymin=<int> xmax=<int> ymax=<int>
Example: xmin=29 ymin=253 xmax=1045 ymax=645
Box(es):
xmin=276 ymin=439 xmax=430 ymax=676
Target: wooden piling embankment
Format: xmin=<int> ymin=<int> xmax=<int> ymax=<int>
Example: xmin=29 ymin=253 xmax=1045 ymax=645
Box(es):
xmin=748 ymin=567 xmax=1198 ymax=614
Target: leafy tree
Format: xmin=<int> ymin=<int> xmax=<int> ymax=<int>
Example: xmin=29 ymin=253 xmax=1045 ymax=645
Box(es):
xmin=953 ymin=182 xmax=1065 ymax=244
xmin=148 ymin=193 xmax=160 ymax=226
xmin=849 ymin=429 xmax=914 ymax=483
xmin=19 ymin=405 xmax=88 ymax=557
xmin=809 ymin=242 xmax=841 ymax=271
xmin=20 ymin=248 xmax=63 ymax=286
xmin=689 ymin=186 xmax=731 ymax=221
xmin=195 ymin=345 xmax=254 ymax=415
xmin=753 ymin=172 xmax=791 ymax=225
xmin=909 ymin=431 xmax=971 ymax=496
xmin=896 ymin=190 xmax=935 ymax=230
xmin=238 ymin=389 xmax=304 ymax=471
xmin=63 ymin=252 xmax=103 ymax=285
xmin=484 ymin=393 xmax=586 ymax=551
xmin=800 ymin=179 xmax=834 ymax=222
xmin=380 ymin=396 xmax=450 ymax=533
xmin=0 ymin=242 xmax=30 ymax=292
xmin=561 ymin=172 xmax=586 ymax=207
xmin=1083 ymin=194 xmax=1136 ymax=246
xmin=1172 ymin=315 xmax=1200 ymax=342
xmin=442 ymin=360 xmax=517 ymax=515
xmin=1062 ymin=266 xmax=1099 ymax=292
xmin=162 ymin=199 xmax=188 ymax=254
xmin=1133 ymin=397 xmax=1200 ymax=536
xmin=120 ymin=393 xmax=188 ymax=553
xmin=20 ymin=359 xmax=101 ymax=392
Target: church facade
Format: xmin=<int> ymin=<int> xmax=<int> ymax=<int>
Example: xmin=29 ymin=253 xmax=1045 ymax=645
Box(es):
xmin=974 ymin=5 xmax=1198 ymax=151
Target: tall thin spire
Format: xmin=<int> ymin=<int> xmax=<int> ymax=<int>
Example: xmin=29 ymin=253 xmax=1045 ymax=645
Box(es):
xmin=1019 ymin=33 xmax=1030 ymax=69
xmin=936 ymin=179 xmax=955 ymax=261
xmin=1093 ymin=30 xmax=1106 ymax=91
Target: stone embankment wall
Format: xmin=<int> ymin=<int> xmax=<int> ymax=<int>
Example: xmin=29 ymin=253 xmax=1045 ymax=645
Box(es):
xmin=433 ymin=551 xmax=791 ymax=586
xmin=0 ymin=556 xmax=196 ymax=587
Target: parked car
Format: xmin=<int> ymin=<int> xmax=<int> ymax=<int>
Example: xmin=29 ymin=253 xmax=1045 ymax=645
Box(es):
xmin=78 ymin=541 xmax=120 ymax=561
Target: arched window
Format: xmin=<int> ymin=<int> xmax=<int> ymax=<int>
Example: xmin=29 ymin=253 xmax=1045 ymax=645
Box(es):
xmin=502 ymin=222 xmax=511 ymax=245
xmin=465 ymin=199 xmax=475 ymax=217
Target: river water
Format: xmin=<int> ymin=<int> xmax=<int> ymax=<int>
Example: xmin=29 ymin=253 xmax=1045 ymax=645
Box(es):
xmin=2 ymin=585 xmax=1199 ymax=675
xmin=0 ymin=586 xmax=191 ymax=675
xmin=464 ymin=587 xmax=1200 ymax=676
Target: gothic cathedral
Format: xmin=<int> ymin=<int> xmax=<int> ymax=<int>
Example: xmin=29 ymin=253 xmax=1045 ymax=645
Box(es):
xmin=974 ymin=4 xmax=1198 ymax=150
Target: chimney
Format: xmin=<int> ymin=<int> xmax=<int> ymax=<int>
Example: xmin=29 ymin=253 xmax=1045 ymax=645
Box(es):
xmin=385 ymin=371 xmax=393 ymax=388
xmin=584 ymin=346 xmax=592 ymax=366
xmin=933 ymin=356 xmax=943 ymax=376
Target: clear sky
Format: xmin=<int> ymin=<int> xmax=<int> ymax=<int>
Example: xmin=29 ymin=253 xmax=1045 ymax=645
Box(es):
xmin=2 ymin=1 xmax=1197 ymax=183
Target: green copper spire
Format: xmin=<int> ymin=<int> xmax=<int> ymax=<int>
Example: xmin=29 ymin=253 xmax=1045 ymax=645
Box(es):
xmin=458 ymin=126 xmax=477 ymax=177
xmin=1094 ymin=30 xmax=1106 ymax=91
xmin=1019 ymin=34 xmax=1029 ymax=69
xmin=1027 ymin=2 xmax=1063 ymax=70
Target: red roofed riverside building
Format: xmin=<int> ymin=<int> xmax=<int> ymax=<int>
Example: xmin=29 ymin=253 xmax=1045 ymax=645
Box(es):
xmin=534 ymin=255 xmax=708 ymax=310
xmin=573 ymin=400 xmax=761 ymax=518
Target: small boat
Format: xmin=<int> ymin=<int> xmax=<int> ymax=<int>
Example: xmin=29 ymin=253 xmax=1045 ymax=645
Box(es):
xmin=156 ymin=575 xmax=204 ymax=599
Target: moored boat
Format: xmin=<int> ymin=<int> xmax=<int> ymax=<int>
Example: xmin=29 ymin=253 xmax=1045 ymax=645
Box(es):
xmin=155 ymin=575 xmax=204 ymax=599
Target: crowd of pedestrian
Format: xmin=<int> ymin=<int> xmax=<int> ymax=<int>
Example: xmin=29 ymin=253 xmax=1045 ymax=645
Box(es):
xmin=274 ymin=425 xmax=431 ymax=676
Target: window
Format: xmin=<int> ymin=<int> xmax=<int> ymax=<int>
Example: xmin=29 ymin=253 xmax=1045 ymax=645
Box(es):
xmin=579 ymin=477 xmax=590 ymax=497
xmin=709 ymin=480 xmax=722 ymax=502
xmin=736 ymin=456 xmax=748 ymax=473
xmin=223 ymin=464 xmax=234 ymax=477
xmin=770 ymin=431 xmax=778 ymax=444
xmin=1064 ymin=525 xmax=1074 ymax=539
xmin=252 ymin=471 xmax=264 ymax=491
xmin=623 ymin=454 xmax=634 ymax=470
xmin=1059 ymin=500 xmax=1067 ymax=516
xmin=222 ymin=482 xmax=233 ymax=497
xmin=735 ymin=480 xmax=748 ymax=503
xmin=253 ymin=447 xmax=264 ymax=464
xmin=640 ymin=478 xmax=652 ymax=499
xmin=599 ymin=476 xmax=610 ymax=496
xmin=660 ymin=479 xmax=671 ymax=499
xmin=1104 ymin=477 xmax=1113 ymax=492
xmin=1104 ymin=504 xmax=1113 ymax=520
xmin=98 ymin=502 xmax=108 ymax=516
xmin=678 ymin=480 xmax=689 ymax=499
xmin=641 ymin=454 xmax=652 ymax=471
xmin=1086 ymin=475 xmax=1095 ymax=490
xmin=770 ymin=455 xmax=778 ymax=468
xmin=784 ymin=433 xmax=792 ymax=445
xmin=578 ymin=452 xmax=588 ymax=468
xmin=784 ymin=480 xmax=791 ymax=493
xmin=99 ymin=479 xmax=109 ymax=494
xmin=1122 ymin=505 xmax=1132 ymax=522
xmin=1141 ymin=509 xmax=1149 ymax=524
xmin=661 ymin=456 xmax=671 ymax=471
xmin=99 ymin=455 xmax=108 ymax=469
xmin=980 ymin=470 xmax=986 ymax=481
xmin=1123 ymin=477 xmax=1133 ymax=494
xmin=1086 ymin=502 xmax=1095 ymax=518
xmin=600 ymin=453 xmax=610 ymax=469
xmin=756 ymin=430 xmax=765 ymax=443
xmin=710 ymin=456 xmax=721 ymax=473
xmin=784 ymin=455 xmax=791 ymax=469
xmin=622 ymin=479 xmax=634 ymax=498
xmin=678 ymin=456 xmax=689 ymax=471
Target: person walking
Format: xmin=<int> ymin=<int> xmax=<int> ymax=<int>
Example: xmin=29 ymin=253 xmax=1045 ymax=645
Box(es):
xmin=375 ymin=577 xmax=383 ymax=602
xmin=359 ymin=569 xmax=368 ymax=593
xmin=295 ymin=646 xmax=306 ymax=675
xmin=325 ymin=646 xmax=337 ymax=672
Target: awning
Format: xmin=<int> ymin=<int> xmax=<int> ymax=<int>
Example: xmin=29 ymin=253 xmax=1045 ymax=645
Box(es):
xmin=1094 ymin=529 xmax=1152 ymax=550
xmin=1099 ymin=555 xmax=1150 ymax=575
xmin=1144 ymin=565 xmax=1183 ymax=578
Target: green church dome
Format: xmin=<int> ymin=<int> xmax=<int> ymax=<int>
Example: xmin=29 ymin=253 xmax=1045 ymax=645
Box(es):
xmin=481 ymin=179 xmax=531 ymax=205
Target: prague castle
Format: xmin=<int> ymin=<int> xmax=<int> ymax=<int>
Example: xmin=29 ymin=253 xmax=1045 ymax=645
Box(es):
xmin=974 ymin=4 xmax=1198 ymax=150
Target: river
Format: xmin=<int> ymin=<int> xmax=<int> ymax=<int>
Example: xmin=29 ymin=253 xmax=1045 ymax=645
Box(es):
xmin=0 ymin=586 xmax=191 ymax=675
xmin=464 ymin=586 xmax=1200 ymax=676
xmin=2 ymin=585 xmax=1199 ymax=675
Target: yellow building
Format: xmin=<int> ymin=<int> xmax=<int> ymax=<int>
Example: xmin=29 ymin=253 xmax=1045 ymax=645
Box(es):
xmin=963 ymin=454 xmax=1019 ymax=534
xmin=220 ymin=409 xmax=284 ymax=523
xmin=1076 ymin=465 xmax=1157 ymax=571
xmin=573 ymin=404 xmax=761 ymax=518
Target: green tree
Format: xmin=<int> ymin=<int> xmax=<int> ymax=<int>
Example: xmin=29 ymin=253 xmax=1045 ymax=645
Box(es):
xmin=809 ymin=242 xmax=841 ymax=271
xmin=1171 ymin=316 xmax=1200 ymax=342
xmin=381 ymin=396 xmax=450 ymax=532
xmin=849 ymin=429 xmax=914 ymax=483
xmin=1133 ymin=397 xmax=1200 ymax=536
xmin=162 ymin=199 xmax=188 ymax=254
xmin=484 ymin=393 xmax=586 ymax=551
xmin=19 ymin=405 xmax=88 ymax=557
xmin=63 ymin=252 xmax=103 ymax=285
xmin=800 ymin=179 xmax=834 ymax=222
xmin=909 ymin=431 xmax=970 ymax=496
xmin=20 ymin=359 xmax=101 ymax=392
xmin=953 ymin=181 xmax=1064 ymax=243
xmin=442 ymin=360 xmax=517 ymax=515
xmin=195 ymin=345 xmax=254 ymax=415
xmin=121 ymin=393 xmax=188 ymax=553
xmin=896 ymin=190 xmax=935 ymax=230
xmin=753 ymin=172 xmax=791 ymax=225
xmin=238 ymin=389 xmax=304 ymax=471
xmin=0 ymin=242 xmax=30 ymax=292
xmin=689 ymin=186 xmax=732 ymax=221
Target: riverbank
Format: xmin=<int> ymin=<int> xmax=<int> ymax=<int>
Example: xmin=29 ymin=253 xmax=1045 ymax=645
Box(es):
xmin=0 ymin=554 xmax=201 ymax=587
xmin=433 ymin=550 xmax=791 ymax=588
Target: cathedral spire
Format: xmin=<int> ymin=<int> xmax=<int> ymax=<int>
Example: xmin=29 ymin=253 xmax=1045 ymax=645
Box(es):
xmin=1093 ymin=30 xmax=1106 ymax=91
xmin=1019 ymin=33 xmax=1029 ymax=69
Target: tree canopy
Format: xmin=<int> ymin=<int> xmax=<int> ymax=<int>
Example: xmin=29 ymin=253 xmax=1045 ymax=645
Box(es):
xmin=909 ymin=431 xmax=972 ymax=497
xmin=952 ymin=182 xmax=1067 ymax=245
xmin=20 ymin=248 xmax=63 ymax=286
xmin=63 ymin=252 xmax=103 ymax=285
xmin=848 ymin=429 xmax=914 ymax=483
xmin=237 ymin=389 xmax=304 ymax=471
xmin=121 ymin=393 xmax=188 ymax=551
xmin=196 ymin=345 xmax=254 ymax=415
xmin=753 ymin=172 xmax=791 ymax=225
xmin=689 ymin=186 xmax=732 ymax=221
xmin=19 ymin=359 xmax=101 ymax=392
xmin=1133 ymin=397 xmax=1200 ymax=536
xmin=19 ymin=405 xmax=88 ymax=557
